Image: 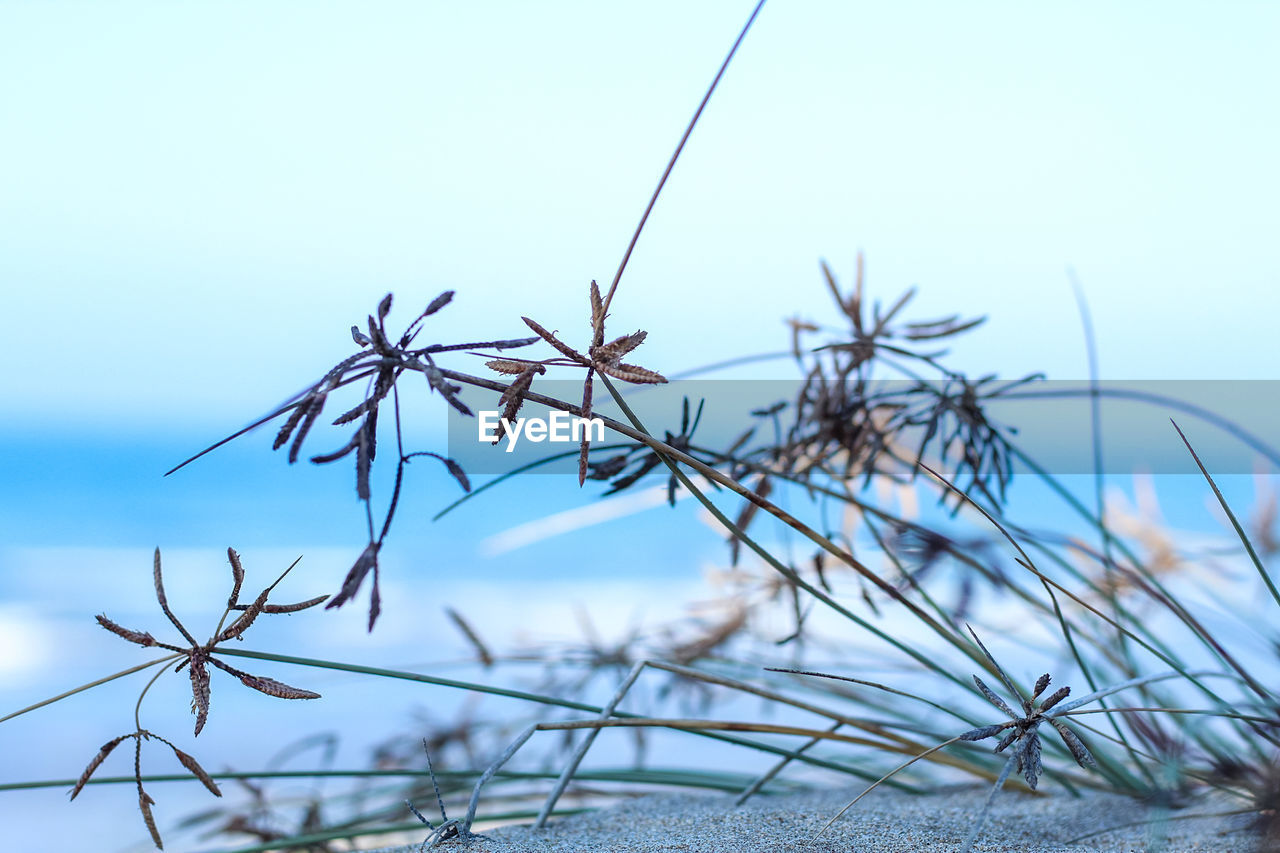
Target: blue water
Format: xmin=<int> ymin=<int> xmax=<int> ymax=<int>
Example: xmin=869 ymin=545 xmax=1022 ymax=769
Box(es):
xmin=2 ymin=424 xmax=1276 ymax=851
xmin=0 ymin=423 xmax=765 ymax=851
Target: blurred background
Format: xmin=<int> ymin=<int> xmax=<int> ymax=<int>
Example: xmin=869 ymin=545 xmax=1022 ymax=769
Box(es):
xmin=2 ymin=1 xmax=1278 ymax=849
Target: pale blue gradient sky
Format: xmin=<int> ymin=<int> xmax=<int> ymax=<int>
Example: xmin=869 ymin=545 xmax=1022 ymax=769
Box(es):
xmin=2 ymin=1 xmax=1279 ymax=432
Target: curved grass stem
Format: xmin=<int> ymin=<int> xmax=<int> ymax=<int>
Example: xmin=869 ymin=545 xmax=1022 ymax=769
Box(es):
xmin=0 ymin=654 xmax=182 ymax=725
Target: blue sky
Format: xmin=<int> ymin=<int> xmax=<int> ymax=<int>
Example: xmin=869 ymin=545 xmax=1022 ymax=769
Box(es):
xmin=3 ymin=0 xmax=1277 ymax=563
xmin=3 ymin=1 xmax=1279 ymax=431
xmin=2 ymin=3 xmax=1280 ymax=849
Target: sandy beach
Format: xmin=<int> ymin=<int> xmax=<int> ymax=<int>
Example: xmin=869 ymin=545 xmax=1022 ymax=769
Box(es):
xmin=370 ymin=785 xmax=1258 ymax=852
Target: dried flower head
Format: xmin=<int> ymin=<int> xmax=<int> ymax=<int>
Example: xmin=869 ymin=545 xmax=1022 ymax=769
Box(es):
xmin=96 ymin=548 xmax=326 ymax=737
xmin=168 ymin=292 xmax=528 ymax=630
xmin=70 ymin=728 xmax=221 ymax=850
xmin=958 ymin=628 xmax=1096 ymax=793
xmin=520 ymin=279 xmax=667 ymax=485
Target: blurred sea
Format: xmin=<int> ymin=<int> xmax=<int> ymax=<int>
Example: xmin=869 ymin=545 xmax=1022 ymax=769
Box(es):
xmin=2 ymin=425 xmax=1275 ymax=851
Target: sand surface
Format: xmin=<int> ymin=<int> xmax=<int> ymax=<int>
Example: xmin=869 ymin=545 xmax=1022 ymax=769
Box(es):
xmin=370 ymin=786 xmax=1259 ymax=852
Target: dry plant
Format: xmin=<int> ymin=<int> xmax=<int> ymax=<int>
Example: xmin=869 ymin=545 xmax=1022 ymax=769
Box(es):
xmin=6 ymin=2 xmax=1280 ymax=852
xmin=49 ymin=549 xmax=327 ymax=848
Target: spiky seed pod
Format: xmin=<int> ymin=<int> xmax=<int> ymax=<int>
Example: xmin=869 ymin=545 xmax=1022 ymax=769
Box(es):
xmin=1039 ymin=685 xmax=1071 ymax=712
xmin=70 ymin=734 xmax=131 ymax=800
xmin=95 ymin=615 xmax=157 ymax=647
xmin=423 ymin=290 xmax=453 ymax=316
xmin=208 ymin=657 xmax=321 ymax=700
xmin=598 ymin=362 xmax=667 ymax=384
xmin=371 ymin=362 xmax=397 ymax=414
xmin=367 ymin=562 xmax=382 ymax=632
xmin=480 ymin=335 xmax=541 ymax=350
xmin=587 ymin=454 xmax=629 ymax=480
xmin=188 ymin=651 xmax=212 ymax=736
xmin=958 ymin=724 xmax=1008 ymax=742
xmin=577 ymin=371 xmax=595 ymax=486
xmin=1048 ymin=718 xmax=1096 ymax=767
xmin=152 ymin=548 xmax=170 ymax=616
xmin=591 ymin=330 xmax=647 ymax=364
xmin=589 ymin=280 xmax=605 ymax=342
xmin=485 ymin=359 xmax=535 ymax=375
xmin=440 ymin=457 xmax=470 ymax=492
xmin=326 ymin=542 xmax=380 ymax=611
xmin=366 ymin=315 xmax=392 ymax=354
xmin=261 ymin=595 xmax=330 ymax=614
xmin=226 ymin=548 xmax=245 ymax=608
xmin=497 ymin=365 xmax=542 ymax=415
xmin=492 ymin=364 xmax=544 ymax=442
xmin=1019 ymin=731 xmax=1043 ymax=790
xmin=354 ymin=413 xmax=376 ymax=501
xmin=602 ymin=454 xmax=664 ymax=495
xmin=331 ymin=395 xmax=378 ymax=426
xmin=169 ymin=747 xmax=221 ymax=797
xmin=446 ymin=607 xmax=493 ymax=667
xmin=903 ymin=315 xmax=985 ymax=340
xmin=236 ymin=672 xmax=321 ymax=700
xmin=272 ymin=398 xmax=312 ymax=450
xmin=139 ymin=788 xmax=162 ymax=849
xmin=994 ymin=729 xmax=1021 ymax=753
xmin=216 ymin=586 xmax=271 ymax=643
xmin=522 ymin=317 xmax=591 ymax=365
xmin=153 ymin=549 xmax=198 ymax=647
xmin=289 ymin=391 xmax=333 ymax=465
xmin=419 ymin=357 xmax=473 ymax=416
xmin=400 ymin=293 xmax=458 ymax=347
xmin=972 ymin=675 xmax=1017 ymax=719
